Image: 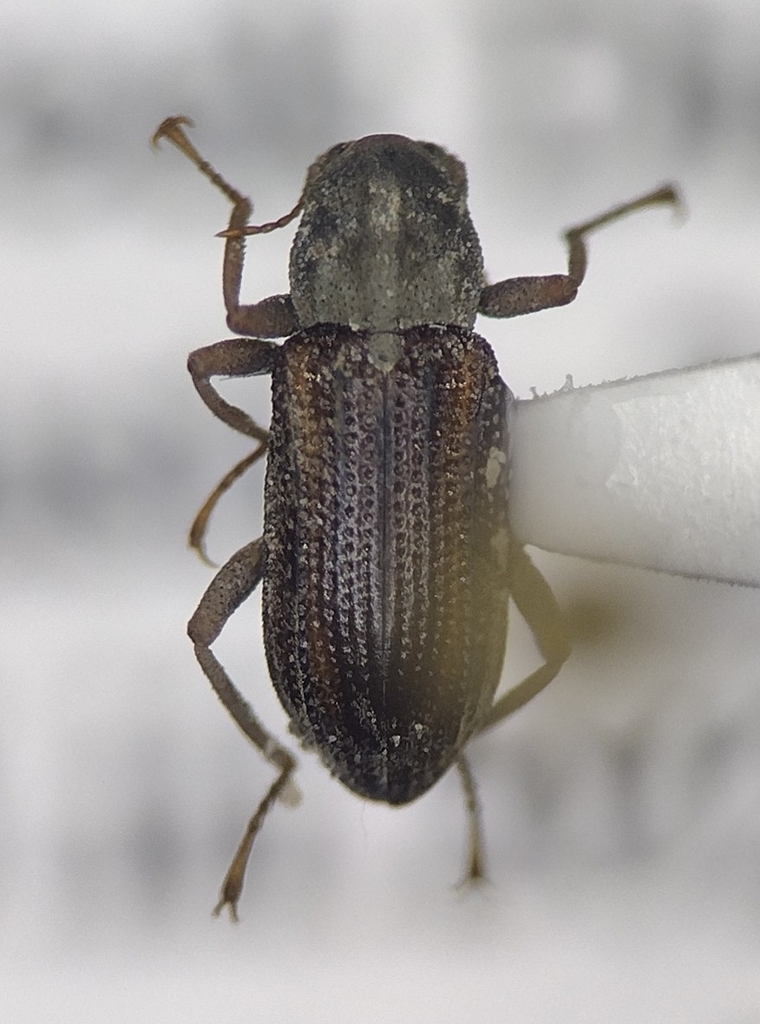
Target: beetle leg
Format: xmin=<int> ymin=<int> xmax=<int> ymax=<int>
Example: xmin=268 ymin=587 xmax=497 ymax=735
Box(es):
xmin=187 ymin=538 xmax=297 ymax=921
xmin=478 ymin=184 xmax=681 ymax=319
xmin=188 ymin=449 xmax=265 ymax=567
xmin=152 ymin=116 xmax=300 ymax=338
xmin=188 ymin=336 xmax=277 ymax=439
xmin=456 ymin=754 xmax=487 ymax=883
xmin=186 ymin=337 xmax=278 ymax=562
xmin=481 ymin=544 xmax=572 ymax=731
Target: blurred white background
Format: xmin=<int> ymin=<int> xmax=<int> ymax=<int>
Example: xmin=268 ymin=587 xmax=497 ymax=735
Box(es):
xmin=3 ymin=1 xmax=760 ymax=1021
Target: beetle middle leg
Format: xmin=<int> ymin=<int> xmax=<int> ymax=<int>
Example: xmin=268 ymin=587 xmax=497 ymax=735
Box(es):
xmin=457 ymin=547 xmax=570 ymax=883
xmin=186 ymin=337 xmax=278 ymax=563
xmin=478 ymin=183 xmax=681 ymax=319
xmin=482 ymin=543 xmax=572 ymax=731
xmin=187 ymin=538 xmax=297 ymax=921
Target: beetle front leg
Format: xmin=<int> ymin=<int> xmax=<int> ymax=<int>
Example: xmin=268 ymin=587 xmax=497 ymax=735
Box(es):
xmin=478 ymin=184 xmax=681 ymax=319
xmin=187 ymin=539 xmax=297 ymax=921
xmin=152 ymin=116 xmax=300 ymax=338
xmin=481 ymin=544 xmax=572 ymax=732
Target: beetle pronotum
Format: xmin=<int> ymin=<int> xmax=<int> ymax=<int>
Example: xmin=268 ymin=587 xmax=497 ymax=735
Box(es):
xmin=153 ymin=115 xmax=679 ymax=920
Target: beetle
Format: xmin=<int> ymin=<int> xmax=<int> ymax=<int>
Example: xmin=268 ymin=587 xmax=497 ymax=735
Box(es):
xmin=152 ymin=115 xmax=679 ymax=920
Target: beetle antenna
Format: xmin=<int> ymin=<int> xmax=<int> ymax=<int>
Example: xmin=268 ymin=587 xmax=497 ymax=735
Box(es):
xmin=216 ymin=200 xmax=303 ymax=239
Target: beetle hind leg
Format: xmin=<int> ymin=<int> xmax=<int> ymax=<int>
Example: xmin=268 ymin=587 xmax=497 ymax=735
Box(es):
xmin=188 ymin=538 xmax=297 ymax=921
xmin=210 ymin=761 xmax=295 ymax=922
xmin=456 ymin=754 xmax=488 ymax=884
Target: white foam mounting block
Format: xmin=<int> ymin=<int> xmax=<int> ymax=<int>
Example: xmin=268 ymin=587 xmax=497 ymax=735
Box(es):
xmin=509 ymin=354 xmax=760 ymax=587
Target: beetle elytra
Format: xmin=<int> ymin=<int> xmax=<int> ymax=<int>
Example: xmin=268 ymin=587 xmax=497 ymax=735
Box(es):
xmin=153 ymin=115 xmax=679 ymax=920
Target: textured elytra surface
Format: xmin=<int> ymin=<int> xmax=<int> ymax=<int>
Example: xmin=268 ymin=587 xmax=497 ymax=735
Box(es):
xmin=289 ymin=134 xmax=485 ymax=333
xmin=263 ymin=325 xmax=512 ymax=804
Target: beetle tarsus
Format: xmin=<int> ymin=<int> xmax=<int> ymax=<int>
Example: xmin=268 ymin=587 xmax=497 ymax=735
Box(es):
xmin=213 ymin=759 xmax=296 ymax=922
xmin=563 ymin=182 xmax=682 ymax=287
xmin=478 ymin=182 xmax=682 ymax=317
xmin=153 ymin=115 xmax=303 ymax=236
xmin=188 ymin=445 xmax=267 ymax=566
xmin=152 ymin=115 xmax=249 ymax=208
xmin=456 ymin=754 xmax=489 ymax=885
